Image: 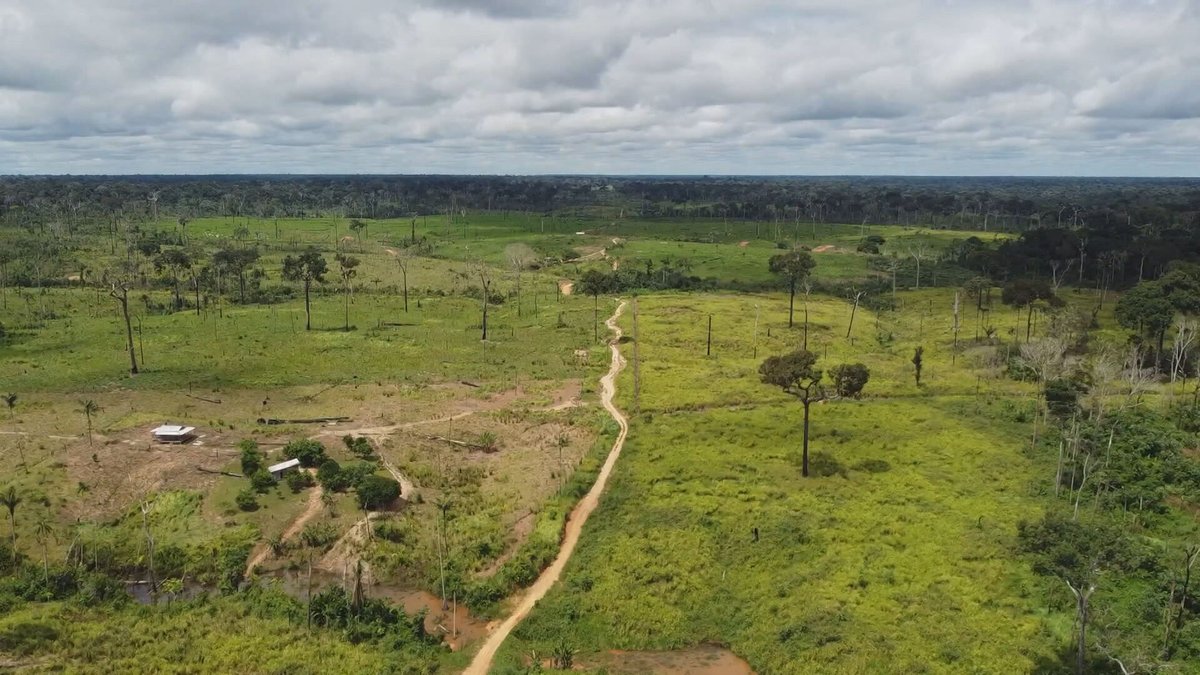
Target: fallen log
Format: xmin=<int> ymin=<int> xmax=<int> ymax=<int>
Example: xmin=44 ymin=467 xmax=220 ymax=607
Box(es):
xmin=257 ymin=416 xmax=351 ymax=425
xmin=197 ymin=466 xmax=243 ymax=478
xmin=459 ymin=380 xmax=481 ymax=388
xmin=184 ymin=393 xmax=222 ymax=404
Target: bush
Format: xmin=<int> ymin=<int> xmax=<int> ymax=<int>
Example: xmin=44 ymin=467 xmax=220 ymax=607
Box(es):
xmin=285 ymin=470 xmax=314 ymax=493
xmin=829 ymin=363 xmax=870 ymax=398
xmin=235 ymin=489 xmax=258 ymax=511
xmin=239 ymin=440 xmax=264 ymax=475
xmin=343 ymin=435 xmax=375 ymax=459
xmin=317 ymin=459 xmax=349 ymax=491
xmin=250 ymin=469 xmax=277 ymax=493
xmin=341 ymin=462 xmax=380 ymax=488
xmin=283 ymin=439 xmax=327 ymax=468
xmin=300 ymin=522 xmax=338 ymax=549
xmin=357 ymin=476 xmax=401 ymax=510
xmin=476 ymin=431 xmax=499 ymax=452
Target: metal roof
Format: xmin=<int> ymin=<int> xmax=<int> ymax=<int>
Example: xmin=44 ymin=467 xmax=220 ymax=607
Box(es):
xmin=151 ymin=425 xmax=196 ymax=435
xmin=267 ymin=458 xmax=302 ymax=473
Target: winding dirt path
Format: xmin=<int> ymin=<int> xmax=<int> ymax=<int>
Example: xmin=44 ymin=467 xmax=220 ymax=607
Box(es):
xmin=463 ymin=300 xmax=629 ymax=675
xmin=245 ymin=470 xmax=323 ymax=574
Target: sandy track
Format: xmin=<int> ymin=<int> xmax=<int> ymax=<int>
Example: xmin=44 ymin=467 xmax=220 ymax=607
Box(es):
xmin=245 ymin=470 xmax=323 ymax=574
xmin=463 ymin=300 xmax=629 ymax=675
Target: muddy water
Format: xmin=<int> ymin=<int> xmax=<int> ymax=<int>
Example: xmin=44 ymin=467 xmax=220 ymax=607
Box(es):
xmin=126 ymin=569 xmax=489 ymax=651
xmin=583 ymin=645 xmax=755 ymax=675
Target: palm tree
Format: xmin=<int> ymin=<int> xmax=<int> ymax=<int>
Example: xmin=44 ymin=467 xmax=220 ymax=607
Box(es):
xmin=78 ymin=399 xmax=102 ymax=445
xmin=33 ymin=514 xmax=53 ymax=580
xmin=1 ymin=486 xmax=21 ymax=559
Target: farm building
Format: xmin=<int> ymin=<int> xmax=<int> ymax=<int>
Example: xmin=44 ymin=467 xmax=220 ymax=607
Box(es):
xmin=151 ymin=424 xmax=196 ymax=444
xmin=267 ymin=458 xmax=301 ymax=479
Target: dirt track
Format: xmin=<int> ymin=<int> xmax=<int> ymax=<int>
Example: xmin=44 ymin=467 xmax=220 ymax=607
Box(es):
xmin=463 ymin=300 xmax=629 ymax=675
xmin=245 ymin=470 xmax=324 ymax=574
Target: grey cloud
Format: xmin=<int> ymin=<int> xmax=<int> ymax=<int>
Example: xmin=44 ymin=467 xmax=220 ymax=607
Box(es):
xmin=0 ymin=0 xmax=1198 ymax=174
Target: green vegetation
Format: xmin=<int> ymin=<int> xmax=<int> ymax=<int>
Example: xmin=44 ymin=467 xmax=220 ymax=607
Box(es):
xmin=2 ymin=192 xmax=1198 ymax=673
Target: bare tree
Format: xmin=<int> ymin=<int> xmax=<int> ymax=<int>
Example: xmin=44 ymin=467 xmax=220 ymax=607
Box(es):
xmin=1065 ymin=577 xmax=1097 ymax=675
xmin=1122 ymin=346 xmax=1155 ymax=406
xmin=473 ymin=260 xmax=494 ymax=341
xmin=394 ymin=247 xmax=413 ymax=313
xmin=907 ymin=241 xmax=931 ymax=290
xmin=845 ymin=288 xmax=865 ymax=339
xmin=108 ymin=277 xmax=139 ymax=375
xmin=504 ymin=243 xmax=537 ymax=318
xmin=1169 ymin=317 xmax=1195 ymax=384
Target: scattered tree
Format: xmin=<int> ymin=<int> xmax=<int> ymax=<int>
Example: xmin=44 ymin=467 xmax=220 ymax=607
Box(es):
xmin=1 ymin=486 xmax=20 ymax=559
xmin=78 ymin=399 xmax=102 ymax=445
xmin=505 ymin=243 xmax=537 ymax=318
xmin=759 ymin=350 xmax=826 ymax=477
xmin=912 ymin=346 xmax=924 ymax=386
xmin=335 ymin=253 xmax=360 ymax=331
xmin=1002 ymin=279 xmax=1061 ymax=342
xmin=282 ymin=248 xmax=329 ymax=331
xmin=768 ymin=250 xmax=816 ymax=328
xmin=357 ymin=475 xmax=401 ymax=510
xmin=3 ymin=393 xmax=15 ymax=418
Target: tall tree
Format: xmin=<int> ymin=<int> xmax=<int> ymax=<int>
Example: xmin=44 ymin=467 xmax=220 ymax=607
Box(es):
xmin=108 ymin=276 xmax=139 ymax=375
xmin=33 ymin=513 xmax=53 ymax=581
xmin=505 ymin=243 xmax=537 ymax=318
xmin=912 ymin=346 xmax=924 ymax=386
xmin=1001 ymin=279 xmax=1060 ymax=342
xmin=759 ymin=350 xmax=825 ymax=477
xmin=335 ymin=253 xmax=360 ymax=331
xmin=153 ymin=249 xmax=192 ymax=311
xmin=0 ymin=486 xmax=19 ymax=559
xmin=769 ymin=250 xmax=816 ymax=328
xmin=282 ymin=248 xmax=329 ymax=331
xmin=473 ymin=260 xmax=494 ymax=341
xmin=78 ymin=399 xmax=102 ymax=445
xmin=578 ymin=269 xmax=610 ymax=342
xmin=394 ymin=246 xmax=413 ymax=313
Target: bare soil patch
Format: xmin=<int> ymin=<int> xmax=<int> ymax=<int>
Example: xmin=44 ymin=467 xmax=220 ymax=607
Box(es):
xmin=582 ymin=646 xmax=755 ymax=675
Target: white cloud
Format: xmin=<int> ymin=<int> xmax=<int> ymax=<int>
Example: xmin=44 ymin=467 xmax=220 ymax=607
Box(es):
xmin=0 ymin=0 xmax=1197 ymax=174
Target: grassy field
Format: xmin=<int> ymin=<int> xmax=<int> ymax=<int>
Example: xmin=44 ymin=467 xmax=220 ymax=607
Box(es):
xmin=2 ymin=212 xmax=1194 ymax=673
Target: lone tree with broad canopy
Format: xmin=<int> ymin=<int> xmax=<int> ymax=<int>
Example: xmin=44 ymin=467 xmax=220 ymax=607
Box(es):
xmin=282 ymin=248 xmax=329 ymax=331
xmin=769 ymin=249 xmax=816 ymax=328
xmin=760 ymin=350 xmax=826 ymax=477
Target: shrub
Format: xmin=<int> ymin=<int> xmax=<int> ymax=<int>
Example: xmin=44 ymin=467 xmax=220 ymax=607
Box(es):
xmin=357 ymin=475 xmax=401 ymax=510
xmin=317 ymin=459 xmax=349 ymax=491
xmin=235 ymin=489 xmax=258 ymax=511
xmin=285 ymin=470 xmax=314 ymax=493
xmin=239 ymin=440 xmax=264 ymax=475
xmin=476 ymin=431 xmax=500 ymax=452
xmin=373 ymin=520 xmax=410 ymax=544
xmin=340 ymin=462 xmax=379 ymax=489
xmin=250 ymin=469 xmax=277 ymax=493
xmin=829 ymin=363 xmax=870 ymax=398
xmin=283 ymin=439 xmax=327 ymax=467
xmin=300 ymin=522 xmax=338 ymax=549
xmin=342 ymin=435 xmax=375 ymax=459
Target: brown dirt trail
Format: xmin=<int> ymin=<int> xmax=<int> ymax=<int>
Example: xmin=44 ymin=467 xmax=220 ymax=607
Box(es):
xmin=246 ymin=470 xmax=324 ymax=574
xmin=463 ymin=300 xmax=629 ymax=675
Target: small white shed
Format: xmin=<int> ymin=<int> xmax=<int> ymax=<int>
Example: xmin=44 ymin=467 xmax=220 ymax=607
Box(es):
xmin=267 ymin=458 xmax=301 ymax=479
xmin=151 ymin=424 xmax=196 ymax=444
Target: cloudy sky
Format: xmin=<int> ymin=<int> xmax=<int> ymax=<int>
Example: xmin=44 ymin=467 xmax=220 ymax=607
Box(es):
xmin=1 ymin=0 xmax=1197 ymax=175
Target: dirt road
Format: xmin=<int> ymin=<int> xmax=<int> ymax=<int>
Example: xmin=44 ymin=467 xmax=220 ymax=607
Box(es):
xmin=463 ymin=300 xmax=629 ymax=675
xmin=245 ymin=471 xmax=323 ymax=574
